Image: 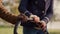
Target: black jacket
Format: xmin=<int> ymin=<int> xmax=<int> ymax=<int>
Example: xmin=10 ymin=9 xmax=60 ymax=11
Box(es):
xmin=18 ymin=0 xmax=53 ymax=27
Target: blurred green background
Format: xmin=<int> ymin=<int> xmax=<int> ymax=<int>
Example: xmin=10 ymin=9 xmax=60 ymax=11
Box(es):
xmin=0 ymin=0 xmax=60 ymax=34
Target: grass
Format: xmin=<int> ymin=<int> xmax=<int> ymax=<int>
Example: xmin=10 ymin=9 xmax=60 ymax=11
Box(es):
xmin=0 ymin=26 xmax=23 ymax=34
xmin=0 ymin=26 xmax=60 ymax=34
xmin=48 ymin=29 xmax=60 ymax=34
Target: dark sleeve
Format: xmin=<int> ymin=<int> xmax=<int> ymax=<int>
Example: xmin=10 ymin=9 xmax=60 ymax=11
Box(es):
xmin=18 ymin=0 xmax=31 ymax=17
xmin=42 ymin=0 xmax=53 ymax=24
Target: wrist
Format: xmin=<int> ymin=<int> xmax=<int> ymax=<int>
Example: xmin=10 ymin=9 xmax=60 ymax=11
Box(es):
xmin=40 ymin=20 xmax=46 ymax=24
xmin=42 ymin=17 xmax=49 ymax=24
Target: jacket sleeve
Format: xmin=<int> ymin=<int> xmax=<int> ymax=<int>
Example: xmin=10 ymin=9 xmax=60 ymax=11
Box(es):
xmin=42 ymin=0 xmax=53 ymax=24
xmin=18 ymin=0 xmax=31 ymax=17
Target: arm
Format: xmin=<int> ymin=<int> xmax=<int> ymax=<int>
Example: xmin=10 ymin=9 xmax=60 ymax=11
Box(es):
xmin=18 ymin=0 xmax=31 ymax=17
xmin=0 ymin=3 xmax=19 ymax=24
xmin=42 ymin=0 xmax=53 ymax=24
xmin=34 ymin=0 xmax=53 ymax=31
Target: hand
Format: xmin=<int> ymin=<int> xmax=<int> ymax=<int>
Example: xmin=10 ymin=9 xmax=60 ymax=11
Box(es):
xmin=30 ymin=15 xmax=40 ymax=23
xmin=33 ymin=16 xmax=40 ymax=23
xmin=40 ymin=21 xmax=47 ymax=31
xmin=18 ymin=14 xmax=28 ymax=22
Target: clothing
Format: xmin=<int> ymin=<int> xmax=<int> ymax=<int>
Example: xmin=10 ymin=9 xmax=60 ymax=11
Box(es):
xmin=18 ymin=0 xmax=53 ymax=26
xmin=18 ymin=0 xmax=53 ymax=24
xmin=18 ymin=0 xmax=53 ymax=34
xmin=23 ymin=27 xmax=44 ymax=34
xmin=23 ymin=27 xmax=48 ymax=34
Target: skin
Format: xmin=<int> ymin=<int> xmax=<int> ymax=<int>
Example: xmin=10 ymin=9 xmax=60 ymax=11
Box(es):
xmin=32 ymin=15 xmax=47 ymax=30
xmin=0 ymin=0 xmax=2 ymax=3
xmin=0 ymin=0 xmax=46 ymax=30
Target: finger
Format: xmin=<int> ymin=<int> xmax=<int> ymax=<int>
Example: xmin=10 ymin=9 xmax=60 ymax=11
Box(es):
xmin=40 ymin=23 xmax=46 ymax=31
xmin=42 ymin=24 xmax=46 ymax=29
xmin=40 ymin=23 xmax=43 ymax=28
xmin=42 ymin=26 xmax=46 ymax=31
xmin=41 ymin=24 xmax=43 ymax=28
xmin=41 ymin=24 xmax=45 ymax=29
xmin=43 ymin=27 xmax=46 ymax=32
